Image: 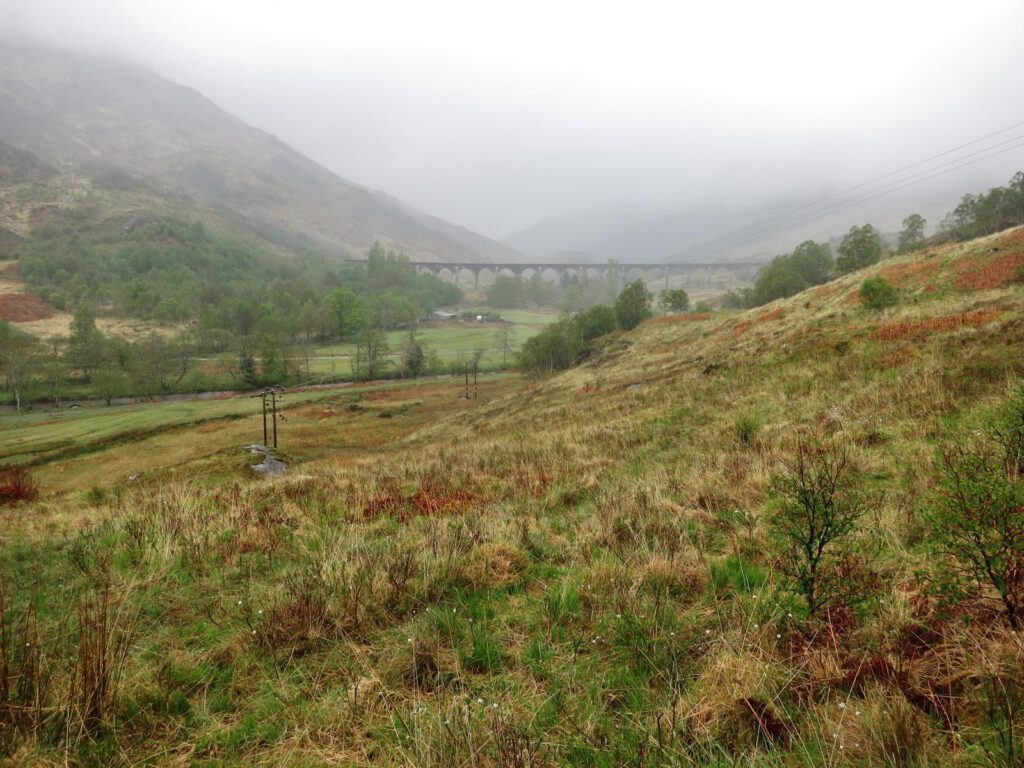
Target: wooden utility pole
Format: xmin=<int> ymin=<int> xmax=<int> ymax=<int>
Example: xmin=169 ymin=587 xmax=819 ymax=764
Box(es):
xmin=271 ymin=389 xmax=278 ymax=449
xmin=253 ymin=387 xmax=283 ymax=449
xmin=262 ymin=393 xmax=268 ymax=446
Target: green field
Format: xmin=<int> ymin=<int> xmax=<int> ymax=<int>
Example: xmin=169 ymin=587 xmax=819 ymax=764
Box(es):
xmin=310 ymin=312 xmax=555 ymax=373
xmin=0 ymin=388 xmax=343 ymax=466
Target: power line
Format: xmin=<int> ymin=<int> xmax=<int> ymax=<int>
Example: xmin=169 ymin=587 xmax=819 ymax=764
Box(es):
xmin=683 ymin=133 xmax=1024 ymax=258
xmin=671 ymin=119 xmax=1024 ymax=261
xmin=690 ymin=139 xmax=1024 ymax=262
xmin=687 ymin=135 xmax=1024 ymax=260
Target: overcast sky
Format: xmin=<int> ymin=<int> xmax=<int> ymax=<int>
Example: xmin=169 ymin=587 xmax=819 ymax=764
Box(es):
xmin=3 ymin=0 xmax=1024 ymax=240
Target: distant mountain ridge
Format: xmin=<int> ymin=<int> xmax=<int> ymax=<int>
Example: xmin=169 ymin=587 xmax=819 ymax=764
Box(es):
xmin=0 ymin=37 xmax=519 ymax=262
xmin=502 ymin=196 xmax=963 ymax=264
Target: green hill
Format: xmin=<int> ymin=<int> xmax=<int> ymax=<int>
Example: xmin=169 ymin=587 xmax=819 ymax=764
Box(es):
xmin=0 ymin=38 xmax=519 ymax=263
xmin=1 ymin=227 xmax=1023 ymax=765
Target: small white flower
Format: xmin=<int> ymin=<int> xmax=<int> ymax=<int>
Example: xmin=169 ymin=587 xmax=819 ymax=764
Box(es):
xmin=838 ymin=702 xmax=846 ymax=709
xmin=477 ymin=698 xmax=484 ymax=704
xmin=705 ymin=629 xmax=711 ymax=635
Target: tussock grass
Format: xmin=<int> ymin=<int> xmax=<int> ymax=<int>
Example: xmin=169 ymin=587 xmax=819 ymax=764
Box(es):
xmin=2 ymin=228 xmax=1024 ymax=765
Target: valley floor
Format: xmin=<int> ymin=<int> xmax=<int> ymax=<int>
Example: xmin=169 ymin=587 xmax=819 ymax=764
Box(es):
xmin=2 ymin=228 xmax=1024 ymax=766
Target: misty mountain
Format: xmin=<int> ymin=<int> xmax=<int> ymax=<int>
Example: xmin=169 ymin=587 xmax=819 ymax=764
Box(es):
xmin=502 ymin=191 xmax=966 ymax=264
xmin=501 ymin=206 xmax=802 ymax=263
xmin=0 ymin=38 xmax=517 ymax=262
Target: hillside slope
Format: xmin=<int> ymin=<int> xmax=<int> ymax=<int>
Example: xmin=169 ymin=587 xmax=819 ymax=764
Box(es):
xmin=2 ymin=228 xmax=1024 ymax=765
xmin=0 ymin=38 xmax=518 ymax=262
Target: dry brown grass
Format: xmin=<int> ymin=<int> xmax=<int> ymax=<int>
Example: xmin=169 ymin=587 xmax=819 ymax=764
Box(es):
xmin=0 ymin=292 xmax=55 ymax=322
xmin=868 ymin=309 xmax=1002 ymax=341
xmin=2 ymin=230 xmax=1024 ymax=765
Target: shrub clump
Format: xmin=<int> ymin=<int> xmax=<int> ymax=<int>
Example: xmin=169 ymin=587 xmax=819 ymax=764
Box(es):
xmin=859 ymin=276 xmax=899 ymax=310
xmin=924 ymin=383 xmax=1024 ymax=628
xmin=0 ymin=466 xmax=39 ymax=505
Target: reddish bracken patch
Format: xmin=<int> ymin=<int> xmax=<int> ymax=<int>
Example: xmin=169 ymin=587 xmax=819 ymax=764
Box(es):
xmin=880 ymin=259 xmax=941 ymax=288
xmin=577 ymin=385 xmax=599 ymax=396
xmin=363 ymin=480 xmax=482 ymax=521
xmin=733 ymin=318 xmax=753 ymax=338
xmin=953 ymin=251 xmax=1024 ymax=291
xmin=0 ymin=466 xmax=39 ymax=505
xmin=0 ymin=292 xmax=56 ymax=322
xmin=756 ymin=307 xmax=784 ymax=323
xmin=646 ymin=312 xmax=711 ymax=325
xmin=869 ymin=309 xmax=1001 ymax=341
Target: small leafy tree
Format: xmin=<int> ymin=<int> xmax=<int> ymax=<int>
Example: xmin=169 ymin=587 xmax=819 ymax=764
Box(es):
xmin=836 ymin=224 xmax=884 ymax=274
xmin=494 ymin=322 xmax=513 ymax=367
xmin=259 ymin=333 xmax=286 ymax=383
xmin=769 ymin=432 xmax=864 ymax=617
xmin=614 ymin=280 xmax=652 ymax=330
xmin=659 ymin=288 xmax=690 ymax=313
xmin=575 ymin=304 xmax=617 ymax=342
xmin=789 ymin=240 xmax=833 ymax=284
xmin=924 ymin=385 xmax=1024 ymax=628
xmin=352 ymin=327 xmax=389 ymax=380
xmin=238 ymin=350 xmax=258 ymax=387
xmin=859 ymin=276 xmax=899 ymax=311
xmin=401 ymin=328 xmax=427 ymax=378
xmin=322 ymin=287 xmax=366 ymax=341
xmin=897 ymin=213 xmax=927 ymax=253
xmin=517 ymin=318 xmax=581 ymax=374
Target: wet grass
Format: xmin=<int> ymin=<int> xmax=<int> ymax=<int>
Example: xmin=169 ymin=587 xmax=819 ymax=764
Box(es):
xmin=1 ymin=228 xmax=1023 ymax=766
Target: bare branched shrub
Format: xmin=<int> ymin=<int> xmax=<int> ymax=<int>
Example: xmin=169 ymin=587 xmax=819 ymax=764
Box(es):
xmin=769 ymin=431 xmax=864 ymax=618
xmin=490 ymin=713 xmax=547 ymax=768
xmin=383 ymin=543 xmax=420 ymax=614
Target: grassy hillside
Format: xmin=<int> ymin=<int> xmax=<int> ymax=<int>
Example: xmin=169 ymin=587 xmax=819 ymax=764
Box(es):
xmin=1 ymin=228 xmax=1023 ymax=766
xmin=0 ymin=38 xmax=518 ymax=262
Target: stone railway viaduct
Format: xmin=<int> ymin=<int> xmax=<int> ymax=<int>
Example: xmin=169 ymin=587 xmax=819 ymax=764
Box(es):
xmin=348 ymin=260 xmax=764 ymax=290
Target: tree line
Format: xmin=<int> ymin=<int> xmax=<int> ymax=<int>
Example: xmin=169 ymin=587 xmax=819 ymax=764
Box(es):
xmin=722 ymin=170 xmax=1023 ymax=310
xmin=516 ymin=280 xmax=653 ymax=374
xmin=2 ymin=217 xmax=465 ymax=405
